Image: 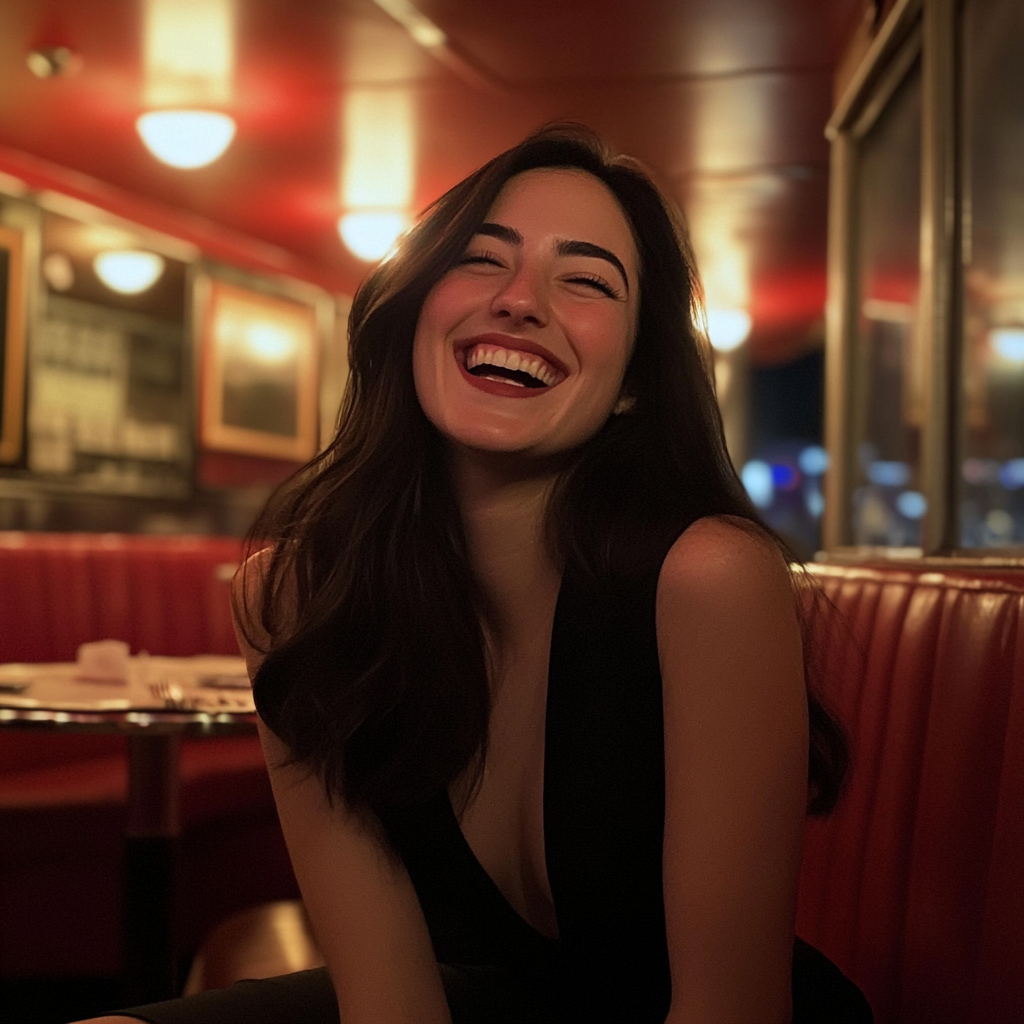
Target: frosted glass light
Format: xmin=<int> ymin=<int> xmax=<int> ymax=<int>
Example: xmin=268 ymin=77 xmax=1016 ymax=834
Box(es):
xmin=136 ymin=110 xmax=236 ymax=169
xmin=706 ymin=308 xmax=752 ymax=352
xmin=94 ymin=250 xmax=165 ymax=294
xmin=338 ymin=211 xmax=409 ymax=261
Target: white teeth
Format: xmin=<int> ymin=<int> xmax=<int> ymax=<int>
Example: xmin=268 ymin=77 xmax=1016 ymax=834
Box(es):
xmin=464 ymin=344 xmax=562 ymax=386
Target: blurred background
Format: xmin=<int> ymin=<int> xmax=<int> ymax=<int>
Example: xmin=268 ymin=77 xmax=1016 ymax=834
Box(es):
xmin=0 ymin=0 xmax=868 ymax=558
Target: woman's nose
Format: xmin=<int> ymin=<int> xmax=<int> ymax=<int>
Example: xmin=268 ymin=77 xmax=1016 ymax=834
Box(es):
xmin=490 ymin=267 xmax=549 ymax=327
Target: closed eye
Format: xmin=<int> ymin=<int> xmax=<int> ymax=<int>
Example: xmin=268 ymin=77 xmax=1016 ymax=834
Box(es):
xmin=458 ymin=249 xmax=504 ymax=267
xmin=565 ymin=273 xmax=621 ymax=300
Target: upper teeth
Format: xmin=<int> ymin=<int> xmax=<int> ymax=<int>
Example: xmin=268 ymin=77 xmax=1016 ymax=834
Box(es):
xmin=465 ymin=345 xmax=563 ymax=386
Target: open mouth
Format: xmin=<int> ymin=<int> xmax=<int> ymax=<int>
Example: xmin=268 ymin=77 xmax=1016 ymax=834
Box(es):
xmin=463 ymin=343 xmax=565 ymax=389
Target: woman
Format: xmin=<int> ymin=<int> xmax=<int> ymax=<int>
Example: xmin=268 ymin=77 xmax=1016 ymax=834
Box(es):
xmin=83 ymin=124 xmax=870 ymax=1024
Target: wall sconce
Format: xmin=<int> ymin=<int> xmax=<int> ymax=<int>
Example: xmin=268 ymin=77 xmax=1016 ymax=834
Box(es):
xmin=93 ymin=250 xmax=165 ymax=294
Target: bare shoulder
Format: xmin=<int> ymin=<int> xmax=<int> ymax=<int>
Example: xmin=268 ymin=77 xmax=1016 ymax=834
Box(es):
xmin=657 ymin=515 xmax=794 ymax=608
xmin=655 ymin=515 xmax=804 ymax=705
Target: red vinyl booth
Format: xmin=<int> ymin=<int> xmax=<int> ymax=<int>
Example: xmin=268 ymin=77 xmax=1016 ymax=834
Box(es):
xmin=0 ymin=532 xmax=296 ymax=977
xmin=1 ymin=534 xmax=1021 ymax=1024
xmin=798 ymin=563 xmax=1023 ymax=1024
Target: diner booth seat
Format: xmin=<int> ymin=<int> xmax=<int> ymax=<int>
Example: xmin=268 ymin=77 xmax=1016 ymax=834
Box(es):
xmin=145 ymin=559 xmax=1021 ymax=1024
xmin=2 ymin=534 xmax=1021 ymax=1024
xmin=798 ymin=563 xmax=1023 ymax=1024
xmin=0 ymin=532 xmax=296 ymax=978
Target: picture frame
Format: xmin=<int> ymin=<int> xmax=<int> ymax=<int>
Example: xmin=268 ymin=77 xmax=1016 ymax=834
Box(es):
xmin=0 ymin=223 xmax=27 ymax=464
xmin=199 ymin=278 xmax=320 ymax=461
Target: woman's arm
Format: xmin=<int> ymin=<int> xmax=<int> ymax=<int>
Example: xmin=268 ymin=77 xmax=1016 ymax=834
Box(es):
xmin=656 ymin=518 xmax=808 ymax=1024
xmin=234 ymin=552 xmax=451 ymax=1024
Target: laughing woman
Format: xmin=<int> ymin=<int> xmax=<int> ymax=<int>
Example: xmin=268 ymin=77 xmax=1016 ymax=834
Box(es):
xmin=82 ymin=125 xmax=871 ymax=1024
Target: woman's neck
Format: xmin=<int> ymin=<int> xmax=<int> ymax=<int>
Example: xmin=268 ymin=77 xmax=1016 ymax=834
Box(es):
xmin=451 ymin=447 xmax=563 ymax=650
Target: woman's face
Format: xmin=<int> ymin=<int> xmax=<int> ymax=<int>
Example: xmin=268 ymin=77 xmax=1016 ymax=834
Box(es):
xmin=412 ymin=167 xmax=640 ymax=460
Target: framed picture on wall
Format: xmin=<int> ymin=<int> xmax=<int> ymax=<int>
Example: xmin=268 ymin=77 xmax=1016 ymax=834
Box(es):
xmin=0 ymin=223 xmax=27 ymax=464
xmin=200 ymin=278 xmax=320 ymax=461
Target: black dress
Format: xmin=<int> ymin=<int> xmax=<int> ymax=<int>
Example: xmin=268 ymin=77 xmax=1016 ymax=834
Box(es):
xmin=118 ymin=560 xmax=872 ymax=1024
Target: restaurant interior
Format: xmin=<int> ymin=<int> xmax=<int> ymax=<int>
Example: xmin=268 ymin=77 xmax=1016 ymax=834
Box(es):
xmin=0 ymin=0 xmax=1021 ymax=1022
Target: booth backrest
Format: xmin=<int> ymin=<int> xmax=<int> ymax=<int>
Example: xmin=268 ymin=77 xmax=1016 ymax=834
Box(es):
xmin=0 ymin=532 xmax=244 ymax=774
xmin=797 ymin=563 xmax=1023 ymax=1024
xmin=0 ymin=532 xmax=243 ymax=662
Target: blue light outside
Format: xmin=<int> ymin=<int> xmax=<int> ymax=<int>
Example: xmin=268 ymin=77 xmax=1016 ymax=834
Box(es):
xmin=998 ymin=459 xmax=1024 ymax=490
xmin=741 ymin=460 xmax=774 ymax=509
xmin=896 ymin=490 xmax=928 ymax=519
xmin=771 ymin=463 xmax=800 ymax=491
xmin=867 ymin=461 xmax=912 ymax=487
xmin=798 ymin=445 xmax=830 ymax=476
xmin=805 ymin=489 xmax=825 ymax=519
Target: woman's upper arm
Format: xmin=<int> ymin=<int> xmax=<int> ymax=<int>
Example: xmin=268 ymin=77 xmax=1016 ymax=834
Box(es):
xmin=231 ymin=550 xmax=451 ymax=1024
xmin=656 ymin=518 xmax=808 ymax=1024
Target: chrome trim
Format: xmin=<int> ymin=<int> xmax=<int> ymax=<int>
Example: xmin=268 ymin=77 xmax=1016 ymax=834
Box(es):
xmin=822 ymin=133 xmax=857 ymax=550
xmin=918 ymin=0 xmax=960 ymax=553
xmin=828 ymin=0 xmax=924 ymax=139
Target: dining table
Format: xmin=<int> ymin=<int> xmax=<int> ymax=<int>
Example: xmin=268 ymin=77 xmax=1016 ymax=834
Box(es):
xmin=0 ymin=654 xmax=257 ymax=1004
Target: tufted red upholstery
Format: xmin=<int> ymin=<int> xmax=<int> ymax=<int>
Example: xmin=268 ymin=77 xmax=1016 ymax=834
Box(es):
xmin=0 ymin=532 xmax=245 ymax=777
xmin=797 ymin=563 xmax=1024 ymax=1024
xmin=2 ymin=537 xmax=1021 ymax=1017
xmin=0 ymin=532 xmax=296 ymax=977
xmin=0 ymin=532 xmax=241 ymax=662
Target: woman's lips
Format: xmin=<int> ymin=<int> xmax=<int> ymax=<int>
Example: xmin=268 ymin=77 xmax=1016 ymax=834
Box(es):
xmin=457 ymin=358 xmax=551 ymax=398
xmin=455 ymin=333 xmax=568 ymax=399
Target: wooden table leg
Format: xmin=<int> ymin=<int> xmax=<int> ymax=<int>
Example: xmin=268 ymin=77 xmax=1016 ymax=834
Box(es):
xmin=123 ymin=733 xmax=181 ymax=1005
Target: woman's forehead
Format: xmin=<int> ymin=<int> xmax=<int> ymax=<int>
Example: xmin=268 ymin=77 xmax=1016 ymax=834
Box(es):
xmin=482 ymin=167 xmax=637 ymax=264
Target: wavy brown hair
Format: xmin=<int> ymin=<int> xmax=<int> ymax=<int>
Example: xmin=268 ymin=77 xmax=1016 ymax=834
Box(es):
xmin=240 ymin=123 xmax=848 ymax=816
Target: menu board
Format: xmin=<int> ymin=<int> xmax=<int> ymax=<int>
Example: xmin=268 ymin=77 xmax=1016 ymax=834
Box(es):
xmin=28 ymin=296 xmax=191 ymax=495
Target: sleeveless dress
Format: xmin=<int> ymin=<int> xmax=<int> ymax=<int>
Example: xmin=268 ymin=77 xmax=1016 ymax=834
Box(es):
xmin=120 ymin=559 xmax=872 ymax=1024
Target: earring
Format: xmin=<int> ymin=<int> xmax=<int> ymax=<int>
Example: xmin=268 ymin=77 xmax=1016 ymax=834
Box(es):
xmin=612 ymin=394 xmax=636 ymax=415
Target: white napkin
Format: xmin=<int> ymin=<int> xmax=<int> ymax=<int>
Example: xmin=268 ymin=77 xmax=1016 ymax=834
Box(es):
xmin=76 ymin=639 xmax=131 ymax=682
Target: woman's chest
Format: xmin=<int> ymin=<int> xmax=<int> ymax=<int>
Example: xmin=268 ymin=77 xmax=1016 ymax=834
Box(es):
xmin=451 ymin=639 xmax=559 ymax=940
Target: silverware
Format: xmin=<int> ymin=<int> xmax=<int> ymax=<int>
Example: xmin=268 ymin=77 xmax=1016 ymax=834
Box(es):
xmin=148 ymin=679 xmax=193 ymax=710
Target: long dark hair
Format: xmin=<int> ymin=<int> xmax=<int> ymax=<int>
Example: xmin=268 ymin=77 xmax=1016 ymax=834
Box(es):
xmin=240 ymin=123 xmax=848 ymax=816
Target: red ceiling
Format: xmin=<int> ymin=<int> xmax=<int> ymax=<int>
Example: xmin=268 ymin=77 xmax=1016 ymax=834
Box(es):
xmin=0 ymin=0 xmax=862 ymax=363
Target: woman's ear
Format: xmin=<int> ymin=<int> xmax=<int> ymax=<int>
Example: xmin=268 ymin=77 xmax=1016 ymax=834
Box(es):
xmin=612 ymin=393 xmax=636 ymax=415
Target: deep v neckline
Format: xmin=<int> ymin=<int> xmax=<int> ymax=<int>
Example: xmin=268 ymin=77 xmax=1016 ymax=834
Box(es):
xmin=442 ymin=571 xmax=568 ymax=945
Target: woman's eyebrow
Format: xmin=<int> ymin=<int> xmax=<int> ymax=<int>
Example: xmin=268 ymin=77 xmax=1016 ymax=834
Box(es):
xmin=555 ymin=239 xmax=629 ymax=292
xmin=476 ymin=222 xmax=521 ymax=245
xmin=474 ymin=223 xmax=630 ymax=292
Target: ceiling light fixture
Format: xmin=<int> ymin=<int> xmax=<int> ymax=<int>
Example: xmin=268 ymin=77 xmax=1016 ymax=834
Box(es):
xmin=136 ymin=110 xmax=236 ymax=169
xmin=338 ymin=89 xmax=414 ymax=261
xmin=338 ymin=211 xmax=410 ymax=262
xmin=26 ymin=46 xmax=82 ymax=78
xmin=93 ymin=250 xmax=165 ymax=294
xmin=706 ymin=308 xmax=753 ymax=352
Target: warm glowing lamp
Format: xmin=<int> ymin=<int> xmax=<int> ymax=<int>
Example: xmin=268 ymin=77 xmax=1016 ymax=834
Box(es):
xmin=706 ymin=308 xmax=753 ymax=352
xmin=136 ymin=110 xmax=236 ymax=169
xmin=245 ymin=323 xmax=296 ymax=363
xmin=94 ymin=251 xmax=165 ymax=294
xmin=338 ymin=211 xmax=410 ymax=262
